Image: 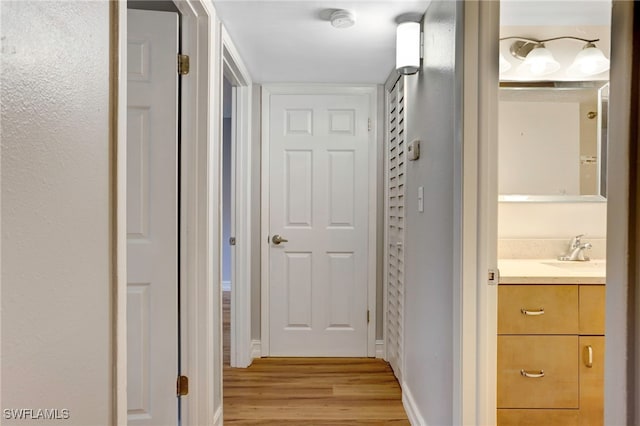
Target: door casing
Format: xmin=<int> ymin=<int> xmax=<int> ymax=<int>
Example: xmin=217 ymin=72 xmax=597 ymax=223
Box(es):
xmin=260 ymin=84 xmax=379 ymax=357
xmin=221 ymin=26 xmax=254 ymax=369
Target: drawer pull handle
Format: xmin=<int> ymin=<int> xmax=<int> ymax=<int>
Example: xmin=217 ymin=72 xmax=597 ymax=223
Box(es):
xmin=520 ymin=369 xmax=545 ymax=378
xmin=520 ymin=308 xmax=545 ymax=316
xmin=584 ymin=345 xmax=593 ymax=368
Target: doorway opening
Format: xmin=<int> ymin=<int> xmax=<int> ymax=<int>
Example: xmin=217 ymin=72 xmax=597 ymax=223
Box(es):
xmin=125 ymin=2 xmax=183 ymax=425
xmin=222 ymin=75 xmax=234 ymax=366
xmin=220 ymin=29 xmax=254 ymax=369
xmin=494 ymin=2 xmax=611 ymax=424
xmin=119 ymin=0 xmax=220 ymax=423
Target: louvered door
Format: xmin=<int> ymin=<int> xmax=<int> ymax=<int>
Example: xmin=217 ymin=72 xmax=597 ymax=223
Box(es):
xmin=385 ymin=77 xmax=406 ymax=380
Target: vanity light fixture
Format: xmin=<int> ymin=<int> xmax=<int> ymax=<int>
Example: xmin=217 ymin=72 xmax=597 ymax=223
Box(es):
xmin=500 ymin=36 xmax=609 ymax=77
xmin=396 ymin=21 xmax=421 ymax=75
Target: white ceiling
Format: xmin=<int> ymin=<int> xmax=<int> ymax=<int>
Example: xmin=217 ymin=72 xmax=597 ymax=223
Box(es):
xmin=214 ymin=1 xmax=431 ymax=83
xmin=213 ymin=0 xmax=612 ymax=84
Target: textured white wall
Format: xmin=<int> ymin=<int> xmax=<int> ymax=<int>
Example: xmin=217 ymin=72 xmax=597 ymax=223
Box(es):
xmin=1 ymin=2 xmax=112 ymax=424
xmin=402 ymin=1 xmax=462 ymax=424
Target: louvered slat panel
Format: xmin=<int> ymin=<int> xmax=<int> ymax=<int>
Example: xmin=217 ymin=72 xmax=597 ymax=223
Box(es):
xmin=386 ymin=77 xmax=406 ymax=382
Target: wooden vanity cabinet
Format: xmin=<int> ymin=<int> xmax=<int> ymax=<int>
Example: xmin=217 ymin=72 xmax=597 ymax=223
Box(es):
xmin=497 ymin=284 xmax=605 ymax=426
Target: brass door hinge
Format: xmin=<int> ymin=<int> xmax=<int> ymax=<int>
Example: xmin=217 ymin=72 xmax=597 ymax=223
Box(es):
xmin=177 ymin=375 xmax=189 ymax=396
xmin=178 ymin=54 xmax=190 ymax=75
xmin=368 ymin=118 xmax=372 ymax=132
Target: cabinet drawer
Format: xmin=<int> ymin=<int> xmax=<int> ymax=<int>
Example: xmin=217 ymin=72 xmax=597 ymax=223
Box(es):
xmin=498 ymin=285 xmax=578 ymax=334
xmin=498 ymin=335 xmax=579 ymax=408
xmin=580 ymin=286 xmax=605 ymax=335
xmin=498 ymin=409 xmax=579 ymax=426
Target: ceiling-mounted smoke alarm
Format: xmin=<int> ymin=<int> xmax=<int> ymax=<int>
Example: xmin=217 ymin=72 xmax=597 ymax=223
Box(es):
xmin=330 ymin=9 xmax=356 ymax=29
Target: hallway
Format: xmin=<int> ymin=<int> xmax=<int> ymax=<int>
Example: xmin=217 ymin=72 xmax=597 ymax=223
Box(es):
xmin=222 ymin=292 xmax=410 ymax=424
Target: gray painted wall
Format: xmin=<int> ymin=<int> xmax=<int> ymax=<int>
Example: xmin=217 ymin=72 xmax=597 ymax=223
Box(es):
xmin=402 ymin=1 xmax=463 ymax=423
xmin=1 ymin=2 xmax=112 ymax=423
xmin=375 ymin=85 xmax=385 ymax=340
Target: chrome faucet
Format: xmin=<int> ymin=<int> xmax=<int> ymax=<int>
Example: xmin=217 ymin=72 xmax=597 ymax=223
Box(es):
xmin=559 ymin=234 xmax=592 ymax=261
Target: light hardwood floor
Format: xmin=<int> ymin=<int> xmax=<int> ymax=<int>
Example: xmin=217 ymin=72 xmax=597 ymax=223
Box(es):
xmin=222 ymin=291 xmax=409 ymax=425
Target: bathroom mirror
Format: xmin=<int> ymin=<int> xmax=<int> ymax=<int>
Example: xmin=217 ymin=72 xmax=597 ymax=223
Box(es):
xmin=498 ymin=81 xmax=608 ymax=202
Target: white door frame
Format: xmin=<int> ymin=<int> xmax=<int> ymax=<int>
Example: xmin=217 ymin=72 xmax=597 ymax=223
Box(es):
xmin=113 ymin=3 xmax=128 ymax=423
xmin=459 ymin=2 xmax=499 ymax=424
xmin=604 ymin=2 xmax=634 ymax=423
xmin=260 ymin=84 xmax=379 ymax=357
xmin=220 ymin=26 xmax=254 ymax=368
xmin=116 ymin=0 xmax=223 ymax=424
xmin=382 ymin=75 xmax=392 ymax=363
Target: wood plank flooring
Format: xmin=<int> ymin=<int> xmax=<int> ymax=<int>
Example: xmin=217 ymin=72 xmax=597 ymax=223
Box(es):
xmin=222 ymin=291 xmax=409 ymax=425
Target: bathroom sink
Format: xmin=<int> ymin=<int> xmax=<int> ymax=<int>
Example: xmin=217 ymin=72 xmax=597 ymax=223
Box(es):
xmin=497 ymin=259 xmax=607 ymax=283
xmin=541 ymin=260 xmax=606 ymax=271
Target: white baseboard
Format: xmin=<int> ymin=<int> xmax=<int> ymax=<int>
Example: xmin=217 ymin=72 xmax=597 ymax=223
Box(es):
xmin=213 ymin=405 xmax=222 ymax=426
xmin=251 ymin=339 xmax=262 ymax=358
xmin=402 ymin=381 xmax=426 ymax=426
xmin=249 ymin=339 xmax=381 ymax=359
xmin=222 ymin=280 xmax=231 ymax=291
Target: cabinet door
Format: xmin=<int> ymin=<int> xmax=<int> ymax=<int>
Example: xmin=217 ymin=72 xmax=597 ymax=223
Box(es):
xmin=499 ymin=285 xmax=578 ymax=335
xmin=498 ymin=335 xmax=579 ymax=408
xmin=498 ymin=409 xmax=579 ymax=426
xmin=579 ymin=286 xmax=605 ymax=335
xmin=579 ymin=336 xmax=604 ymax=426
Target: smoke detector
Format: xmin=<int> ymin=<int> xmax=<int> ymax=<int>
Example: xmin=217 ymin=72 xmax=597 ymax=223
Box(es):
xmin=330 ymin=9 xmax=356 ymax=29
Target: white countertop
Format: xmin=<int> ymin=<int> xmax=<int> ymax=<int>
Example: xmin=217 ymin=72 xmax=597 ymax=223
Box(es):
xmin=498 ymin=258 xmax=606 ymax=285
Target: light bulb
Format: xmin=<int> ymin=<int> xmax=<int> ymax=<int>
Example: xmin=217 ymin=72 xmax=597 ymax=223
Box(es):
xmin=499 ymin=52 xmax=512 ymax=73
xmin=518 ymin=44 xmax=560 ymax=77
xmin=567 ymin=43 xmax=610 ymax=77
xmin=396 ymin=22 xmax=421 ymax=75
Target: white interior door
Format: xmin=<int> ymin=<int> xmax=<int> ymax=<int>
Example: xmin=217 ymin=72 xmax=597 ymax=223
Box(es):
xmin=267 ymin=91 xmax=371 ymax=356
xmin=127 ymin=9 xmax=179 ymax=426
xmin=386 ymin=77 xmax=406 ymax=380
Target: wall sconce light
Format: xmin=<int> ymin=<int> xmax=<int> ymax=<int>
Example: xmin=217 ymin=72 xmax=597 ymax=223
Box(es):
xmin=396 ymin=21 xmax=421 ymax=75
xmin=500 ymin=36 xmax=609 ymax=77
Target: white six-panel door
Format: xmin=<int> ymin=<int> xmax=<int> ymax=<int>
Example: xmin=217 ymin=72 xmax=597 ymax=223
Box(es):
xmin=127 ymin=9 xmax=179 ymax=426
xmin=386 ymin=77 xmax=406 ymax=381
xmin=267 ymin=91 xmax=371 ymax=356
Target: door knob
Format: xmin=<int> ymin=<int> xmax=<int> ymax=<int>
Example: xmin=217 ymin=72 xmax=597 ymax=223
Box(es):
xmin=271 ymin=234 xmax=288 ymax=245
